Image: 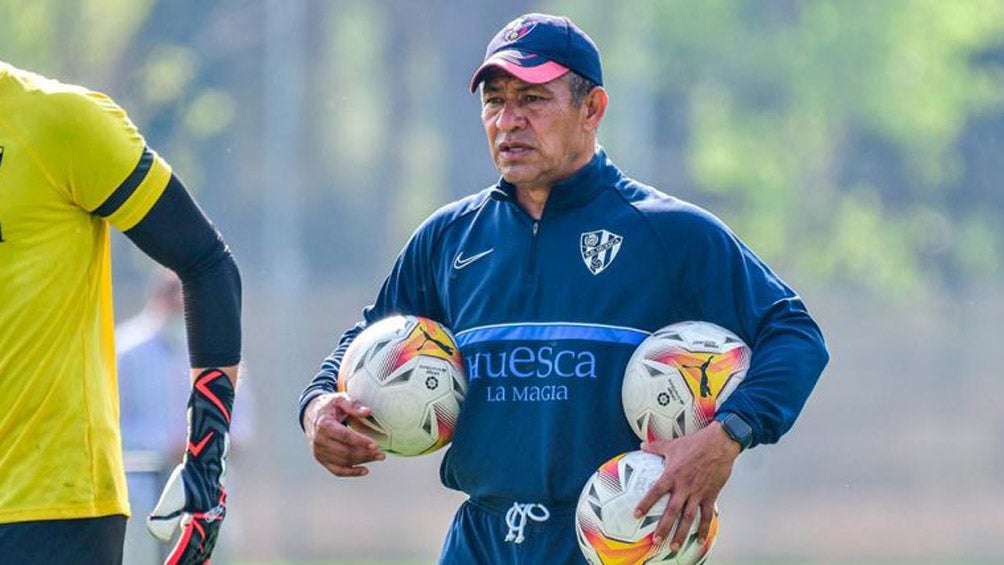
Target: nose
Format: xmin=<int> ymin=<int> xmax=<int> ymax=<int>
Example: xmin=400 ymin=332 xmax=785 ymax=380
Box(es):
xmin=494 ymin=102 xmax=525 ymax=132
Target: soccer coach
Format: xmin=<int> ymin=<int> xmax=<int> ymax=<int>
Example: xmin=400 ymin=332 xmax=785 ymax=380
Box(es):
xmin=301 ymin=13 xmax=828 ymax=563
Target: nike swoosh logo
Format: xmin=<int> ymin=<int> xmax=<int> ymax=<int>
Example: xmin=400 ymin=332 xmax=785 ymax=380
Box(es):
xmin=453 ymin=248 xmax=494 ymax=269
xmin=188 ymin=431 xmax=215 ymax=457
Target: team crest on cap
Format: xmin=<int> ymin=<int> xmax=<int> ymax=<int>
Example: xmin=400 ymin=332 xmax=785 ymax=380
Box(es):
xmin=502 ymin=16 xmax=536 ymax=42
xmin=580 ymin=229 xmax=623 ymax=275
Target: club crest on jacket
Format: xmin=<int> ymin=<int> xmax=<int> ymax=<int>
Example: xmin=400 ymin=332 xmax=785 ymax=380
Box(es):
xmin=580 ymin=229 xmax=623 ymax=275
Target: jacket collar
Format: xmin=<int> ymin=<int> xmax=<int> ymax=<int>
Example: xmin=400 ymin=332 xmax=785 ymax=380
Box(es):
xmin=490 ymin=147 xmax=618 ymax=214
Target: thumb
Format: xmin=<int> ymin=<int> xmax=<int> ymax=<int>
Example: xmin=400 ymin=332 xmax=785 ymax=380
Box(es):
xmin=147 ymin=464 xmax=187 ymax=541
xmin=640 ymin=441 xmax=667 ymax=455
xmin=333 ymin=393 xmax=370 ymax=420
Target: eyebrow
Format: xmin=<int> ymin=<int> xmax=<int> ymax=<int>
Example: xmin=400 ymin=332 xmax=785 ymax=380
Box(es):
xmin=482 ymin=82 xmax=550 ymax=95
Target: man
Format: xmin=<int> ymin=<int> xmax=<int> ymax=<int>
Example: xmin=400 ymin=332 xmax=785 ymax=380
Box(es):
xmin=300 ymin=13 xmax=828 ymax=563
xmin=0 ymin=60 xmax=241 ymax=565
xmin=116 ymin=270 xmax=256 ymax=563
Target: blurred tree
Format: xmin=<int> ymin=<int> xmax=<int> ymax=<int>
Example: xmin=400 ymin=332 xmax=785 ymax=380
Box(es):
xmin=3 ymin=0 xmax=1003 ymax=297
xmin=550 ymin=0 xmax=1004 ymax=298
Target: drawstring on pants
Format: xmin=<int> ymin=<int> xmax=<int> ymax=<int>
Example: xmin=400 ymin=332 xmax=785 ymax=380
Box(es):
xmin=503 ymin=502 xmax=550 ymax=544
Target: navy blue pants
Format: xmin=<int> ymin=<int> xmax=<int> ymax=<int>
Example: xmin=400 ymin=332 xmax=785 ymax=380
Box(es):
xmin=0 ymin=515 xmax=126 ymax=565
xmin=439 ymin=499 xmax=587 ymax=564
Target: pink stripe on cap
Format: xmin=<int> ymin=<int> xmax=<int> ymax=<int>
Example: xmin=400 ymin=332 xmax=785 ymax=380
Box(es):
xmin=470 ymin=58 xmax=569 ymax=92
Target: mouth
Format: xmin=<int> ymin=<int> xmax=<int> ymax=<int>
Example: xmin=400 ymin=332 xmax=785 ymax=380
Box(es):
xmin=497 ymin=140 xmax=534 ymax=159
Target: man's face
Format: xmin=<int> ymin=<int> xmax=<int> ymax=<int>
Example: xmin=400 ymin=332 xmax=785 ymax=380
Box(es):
xmin=481 ymin=72 xmax=595 ymax=190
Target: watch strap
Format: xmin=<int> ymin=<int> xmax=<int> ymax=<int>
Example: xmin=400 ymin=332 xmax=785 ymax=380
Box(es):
xmin=716 ymin=412 xmax=753 ymax=451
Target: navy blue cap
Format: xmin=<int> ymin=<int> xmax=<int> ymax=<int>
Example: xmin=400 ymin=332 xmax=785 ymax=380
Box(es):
xmin=469 ymin=13 xmax=603 ymax=93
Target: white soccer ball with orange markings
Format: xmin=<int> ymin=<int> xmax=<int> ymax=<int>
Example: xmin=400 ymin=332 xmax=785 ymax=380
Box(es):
xmin=337 ymin=315 xmax=467 ymax=456
xmin=622 ymin=321 xmax=750 ymax=442
xmin=575 ymin=450 xmax=717 ymax=565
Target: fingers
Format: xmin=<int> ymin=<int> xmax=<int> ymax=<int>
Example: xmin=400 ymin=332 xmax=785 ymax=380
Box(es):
xmin=639 ymin=440 xmax=663 ymax=455
xmin=307 ymin=394 xmax=377 ymax=446
xmin=312 ymin=431 xmax=384 ymax=463
xmin=633 ymin=440 xmax=672 ymax=519
xmin=633 ymin=471 xmax=670 ymax=519
xmin=308 ymin=396 xmax=385 ymax=477
xmin=667 ymin=498 xmax=701 ymax=552
xmin=333 ymin=394 xmax=372 ymax=421
xmin=319 ymin=415 xmax=380 ymax=451
xmin=312 ymin=434 xmax=385 ymax=477
xmin=303 ymin=393 xmax=363 ymax=435
xmin=696 ymin=500 xmax=716 ymax=546
xmin=642 ymin=471 xmax=712 ymax=551
xmin=638 ymin=429 xmax=733 ymax=550
xmin=321 ymin=460 xmax=372 ymax=478
xmin=648 ymin=485 xmax=682 ymax=546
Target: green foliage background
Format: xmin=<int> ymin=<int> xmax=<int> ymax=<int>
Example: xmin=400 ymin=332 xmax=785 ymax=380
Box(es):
xmin=4 ymin=1 xmax=1004 ymax=562
xmin=7 ymin=0 xmax=1003 ymax=301
xmin=3 ymin=0 xmax=1002 ymax=299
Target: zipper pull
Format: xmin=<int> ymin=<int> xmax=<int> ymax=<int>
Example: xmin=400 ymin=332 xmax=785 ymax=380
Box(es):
xmin=532 ymin=222 xmax=539 ymax=236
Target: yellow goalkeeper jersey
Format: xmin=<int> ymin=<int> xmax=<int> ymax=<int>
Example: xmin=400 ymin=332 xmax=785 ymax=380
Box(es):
xmin=0 ymin=61 xmax=172 ymax=523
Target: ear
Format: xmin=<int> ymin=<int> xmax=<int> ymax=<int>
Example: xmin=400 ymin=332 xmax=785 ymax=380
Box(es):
xmin=582 ymin=86 xmax=608 ymax=132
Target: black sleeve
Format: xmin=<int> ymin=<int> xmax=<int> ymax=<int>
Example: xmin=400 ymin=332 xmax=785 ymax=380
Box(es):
xmin=122 ymin=174 xmax=242 ymax=367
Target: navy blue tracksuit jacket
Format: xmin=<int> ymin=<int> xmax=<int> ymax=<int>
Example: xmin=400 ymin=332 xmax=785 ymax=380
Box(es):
xmin=300 ymin=148 xmax=829 ymax=563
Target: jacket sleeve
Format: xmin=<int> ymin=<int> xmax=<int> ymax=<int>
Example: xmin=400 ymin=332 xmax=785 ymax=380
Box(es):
xmin=680 ymin=211 xmax=829 ymax=448
xmin=297 ymin=217 xmax=444 ymax=429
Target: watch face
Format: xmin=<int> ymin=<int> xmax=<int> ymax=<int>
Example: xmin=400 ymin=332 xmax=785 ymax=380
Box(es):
xmin=723 ymin=414 xmax=752 ymax=448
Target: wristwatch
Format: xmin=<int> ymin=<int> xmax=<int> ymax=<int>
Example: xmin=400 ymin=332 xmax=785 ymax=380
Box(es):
xmin=715 ymin=412 xmax=754 ymax=451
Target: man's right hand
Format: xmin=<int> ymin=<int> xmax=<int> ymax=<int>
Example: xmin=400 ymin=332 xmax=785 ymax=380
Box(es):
xmin=302 ymin=392 xmax=385 ymax=477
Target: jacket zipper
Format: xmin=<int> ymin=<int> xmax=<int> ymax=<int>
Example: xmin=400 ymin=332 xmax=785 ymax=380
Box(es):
xmin=527 ymin=221 xmax=540 ymax=285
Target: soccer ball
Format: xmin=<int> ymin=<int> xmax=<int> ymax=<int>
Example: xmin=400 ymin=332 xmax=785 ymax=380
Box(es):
xmin=337 ymin=315 xmax=467 ymax=456
xmin=622 ymin=321 xmax=750 ymax=442
xmin=575 ymin=451 xmax=717 ymax=565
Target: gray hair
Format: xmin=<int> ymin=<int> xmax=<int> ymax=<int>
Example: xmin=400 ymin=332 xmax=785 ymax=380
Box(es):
xmin=565 ymin=71 xmax=598 ymax=106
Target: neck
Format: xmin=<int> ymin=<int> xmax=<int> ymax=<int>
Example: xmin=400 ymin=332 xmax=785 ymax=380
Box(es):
xmin=515 ymin=186 xmax=549 ymax=220
xmin=512 ymin=144 xmax=596 ymax=220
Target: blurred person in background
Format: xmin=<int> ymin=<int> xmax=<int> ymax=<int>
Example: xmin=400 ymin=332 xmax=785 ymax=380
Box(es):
xmin=0 ymin=60 xmax=241 ymax=564
xmin=117 ymin=269 xmax=256 ymax=563
xmin=299 ymin=13 xmax=828 ymax=564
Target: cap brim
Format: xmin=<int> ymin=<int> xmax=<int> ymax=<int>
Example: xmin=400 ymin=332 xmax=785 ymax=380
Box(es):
xmin=469 ymin=52 xmax=570 ymax=93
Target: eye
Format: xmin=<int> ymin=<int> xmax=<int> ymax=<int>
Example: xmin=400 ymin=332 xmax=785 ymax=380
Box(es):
xmin=523 ymin=94 xmax=543 ymax=103
xmin=483 ymin=96 xmax=503 ymax=106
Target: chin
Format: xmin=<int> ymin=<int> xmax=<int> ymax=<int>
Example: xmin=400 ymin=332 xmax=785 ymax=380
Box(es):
xmin=500 ymin=171 xmax=531 ymax=185
xmin=497 ymin=164 xmax=534 ymax=184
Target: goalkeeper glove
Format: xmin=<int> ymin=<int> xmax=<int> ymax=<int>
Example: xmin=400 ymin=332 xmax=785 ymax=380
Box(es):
xmin=148 ymin=368 xmax=235 ymax=565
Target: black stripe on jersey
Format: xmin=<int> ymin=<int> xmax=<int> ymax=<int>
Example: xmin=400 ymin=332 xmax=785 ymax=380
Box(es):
xmin=93 ymin=146 xmax=154 ymax=217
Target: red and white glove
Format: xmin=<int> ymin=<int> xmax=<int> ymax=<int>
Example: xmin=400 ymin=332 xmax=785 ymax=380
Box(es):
xmin=148 ymin=369 xmax=234 ymax=565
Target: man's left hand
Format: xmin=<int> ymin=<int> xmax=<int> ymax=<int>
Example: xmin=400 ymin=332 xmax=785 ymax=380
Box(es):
xmin=633 ymin=421 xmax=742 ymax=552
